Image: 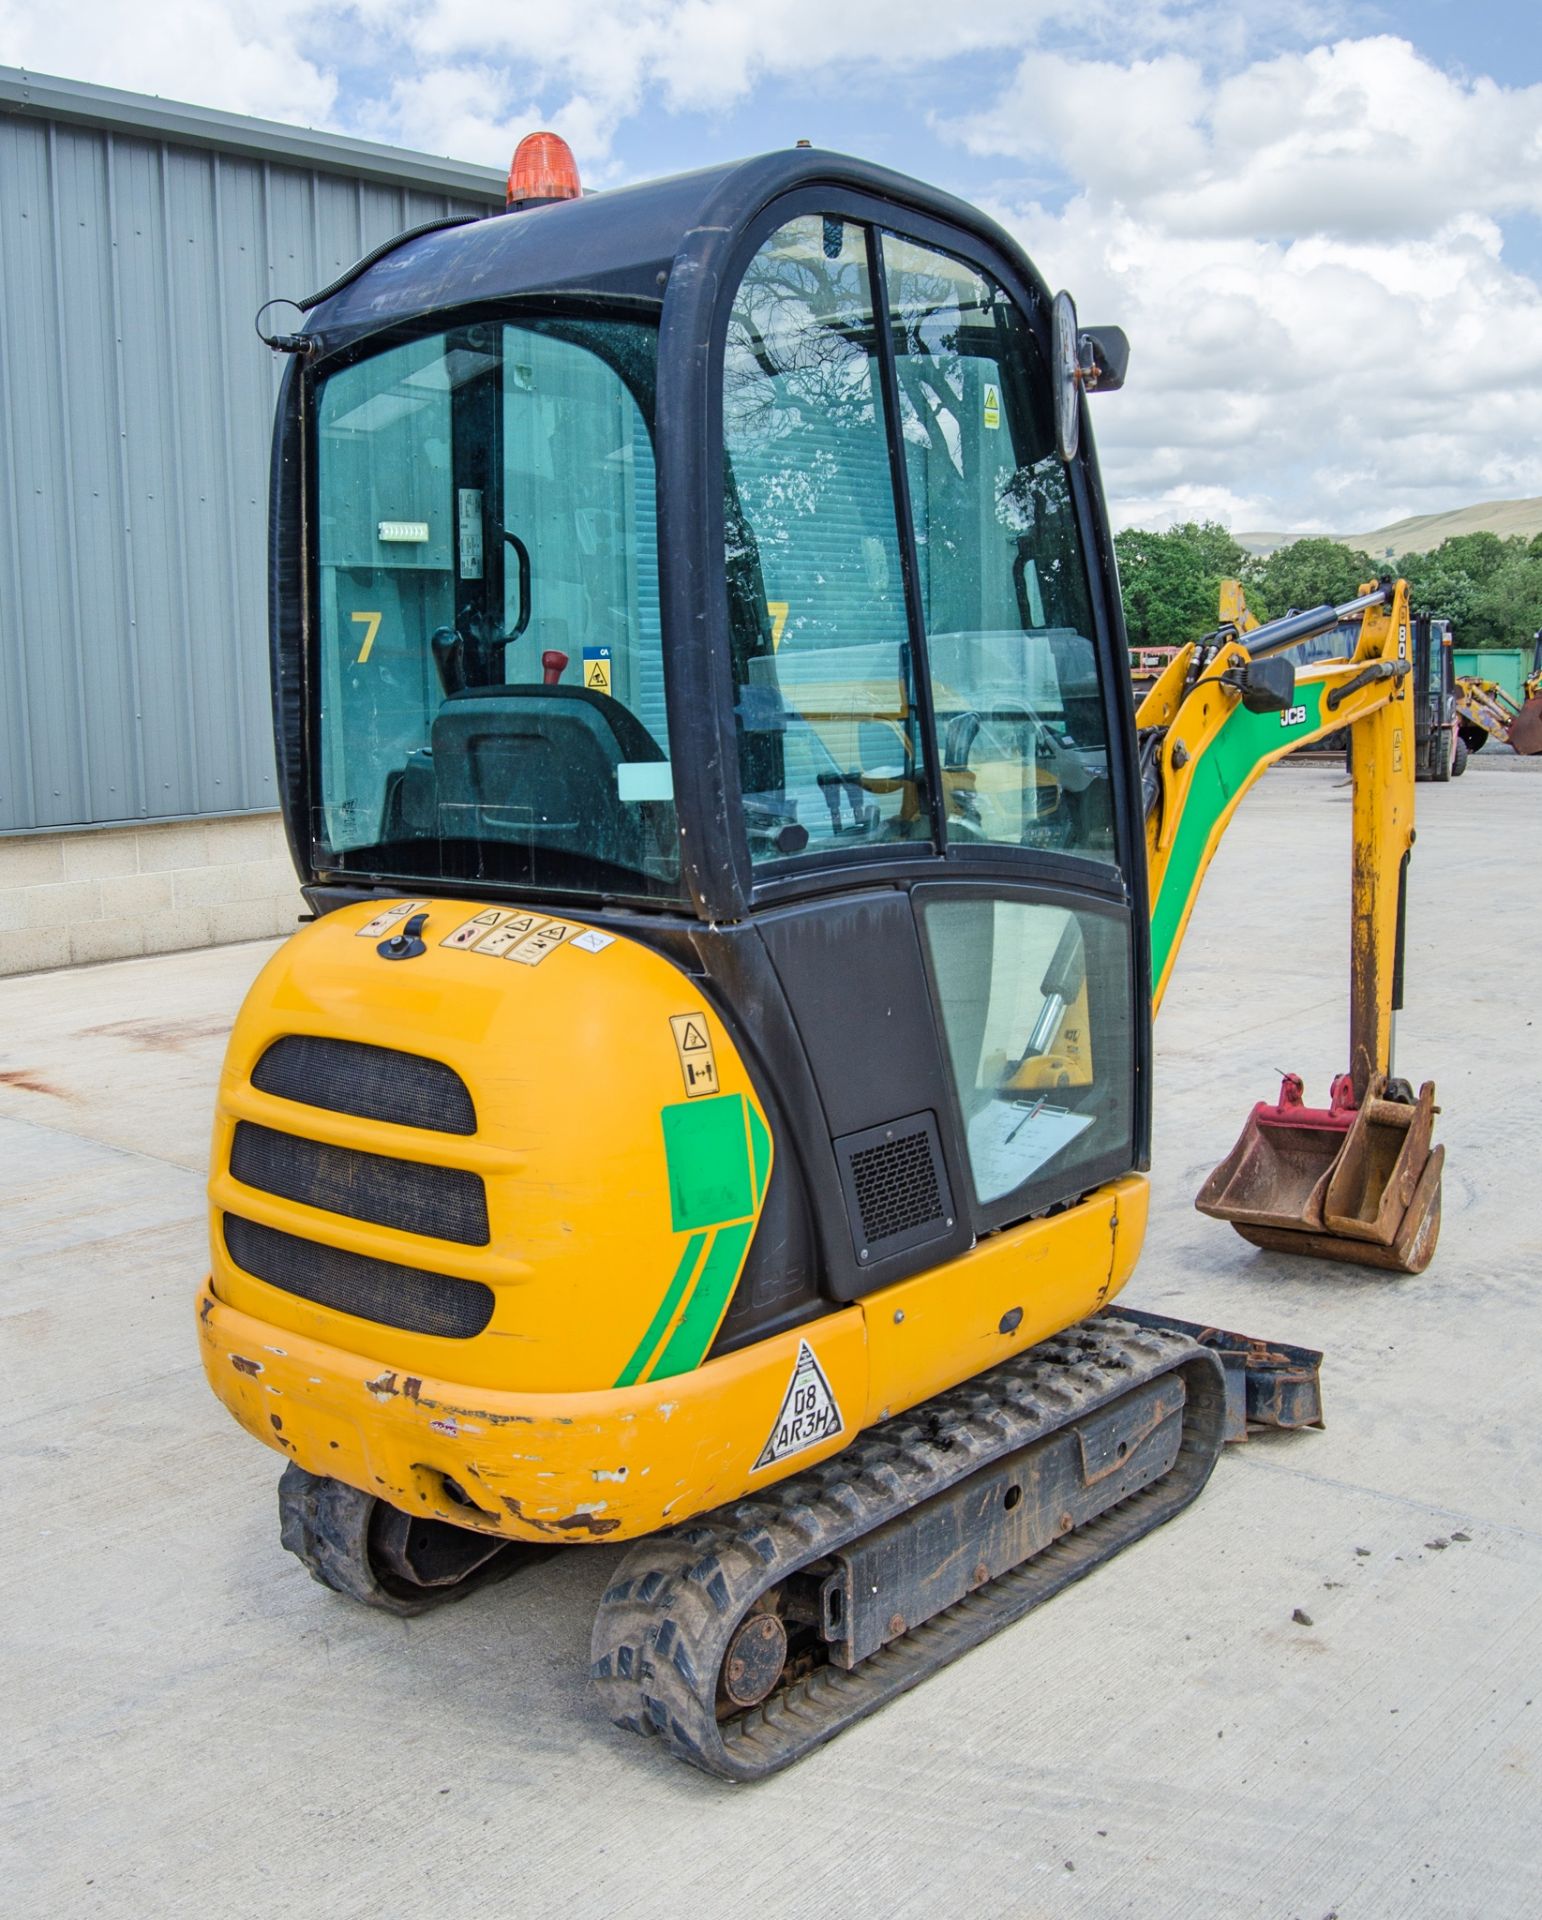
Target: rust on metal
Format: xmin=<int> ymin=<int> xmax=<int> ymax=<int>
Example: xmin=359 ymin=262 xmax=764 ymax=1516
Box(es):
xmin=1197 ymin=1073 xmax=1441 ymax=1275
xmin=718 ymin=1611 xmax=789 ymax=1710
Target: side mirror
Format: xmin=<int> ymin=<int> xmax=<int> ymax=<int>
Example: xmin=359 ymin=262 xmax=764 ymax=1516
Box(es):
xmin=1052 ymin=294 xmax=1131 ymax=461
xmin=1052 ymin=290 xmax=1081 ymax=461
xmin=1222 ymin=655 xmax=1297 ymax=714
xmin=1079 ymin=326 xmax=1129 ymax=393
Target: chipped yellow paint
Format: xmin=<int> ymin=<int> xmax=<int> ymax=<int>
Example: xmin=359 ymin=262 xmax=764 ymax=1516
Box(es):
xmin=205 ymin=900 xmax=770 ymax=1398
xmin=197 ymin=1176 xmax=1146 ymax=1544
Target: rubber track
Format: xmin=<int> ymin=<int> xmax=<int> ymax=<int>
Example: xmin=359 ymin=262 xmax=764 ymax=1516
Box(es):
xmin=277 ymin=1463 xmax=528 ymax=1616
xmin=590 ymin=1316 xmax=1228 ymax=1780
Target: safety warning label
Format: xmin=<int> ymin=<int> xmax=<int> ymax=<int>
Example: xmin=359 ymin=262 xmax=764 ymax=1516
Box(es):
xmin=983 ymin=382 xmax=1001 ymax=430
xmin=356 ymin=901 xmax=426 ymax=939
xmin=507 ymin=919 xmax=574 ymax=966
xmin=583 ymin=646 xmax=612 ymax=695
xmin=473 ymin=912 xmax=545 ymax=956
xmin=668 ymin=1012 xmax=719 ymax=1097
xmin=753 ymin=1341 xmax=843 ymax=1470
xmin=440 ymin=908 xmax=505 ymax=950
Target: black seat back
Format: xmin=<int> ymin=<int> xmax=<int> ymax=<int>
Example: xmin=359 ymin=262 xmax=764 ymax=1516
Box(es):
xmin=429 ymin=685 xmax=664 ymax=868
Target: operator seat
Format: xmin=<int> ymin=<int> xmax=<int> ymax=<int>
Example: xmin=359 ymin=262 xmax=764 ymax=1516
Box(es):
xmin=430 ymin=684 xmax=666 ymax=872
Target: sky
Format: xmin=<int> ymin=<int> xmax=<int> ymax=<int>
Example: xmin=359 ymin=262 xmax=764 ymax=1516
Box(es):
xmin=3 ymin=0 xmax=1541 ymax=535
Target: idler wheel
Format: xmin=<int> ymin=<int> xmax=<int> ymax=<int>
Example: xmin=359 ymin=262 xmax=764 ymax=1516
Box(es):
xmin=718 ymin=1608 xmax=789 ymax=1710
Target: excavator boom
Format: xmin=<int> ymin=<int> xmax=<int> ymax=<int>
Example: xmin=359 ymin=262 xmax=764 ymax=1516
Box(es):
xmin=1129 ymin=580 xmax=1440 ymax=1271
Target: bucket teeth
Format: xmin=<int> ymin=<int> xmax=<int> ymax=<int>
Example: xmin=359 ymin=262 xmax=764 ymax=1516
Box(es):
xmin=1196 ymin=1074 xmax=1442 ymax=1276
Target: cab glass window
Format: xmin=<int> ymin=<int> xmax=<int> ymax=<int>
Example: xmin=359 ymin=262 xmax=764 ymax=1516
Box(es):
xmin=722 ymin=216 xmax=933 ymax=863
xmin=313 ymin=316 xmax=680 ymax=900
xmin=920 ymin=893 xmax=1135 ymax=1213
xmin=882 ymin=237 xmax=1115 ymax=861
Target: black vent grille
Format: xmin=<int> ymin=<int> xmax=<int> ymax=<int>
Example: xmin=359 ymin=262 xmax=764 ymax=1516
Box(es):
xmin=851 ymin=1130 xmax=942 ymax=1241
xmin=230 ymin=1121 xmax=490 ymax=1245
xmin=251 ymin=1035 xmax=476 ymax=1135
xmin=834 ymin=1111 xmax=953 ymax=1262
xmin=223 ymin=1214 xmax=493 ymax=1338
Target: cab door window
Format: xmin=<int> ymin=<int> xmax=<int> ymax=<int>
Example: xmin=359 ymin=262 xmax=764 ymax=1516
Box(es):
xmin=881 ymin=236 xmax=1115 ymax=861
xmin=722 ymin=216 xmax=933 ymax=862
xmin=919 ymin=891 xmax=1135 ymax=1216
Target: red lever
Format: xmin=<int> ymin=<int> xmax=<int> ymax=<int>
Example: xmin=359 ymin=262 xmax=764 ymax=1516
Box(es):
xmin=542 ymin=650 xmax=568 ymax=685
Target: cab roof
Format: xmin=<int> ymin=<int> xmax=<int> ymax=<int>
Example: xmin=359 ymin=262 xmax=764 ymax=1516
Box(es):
xmin=302 ymin=146 xmax=1053 ymax=356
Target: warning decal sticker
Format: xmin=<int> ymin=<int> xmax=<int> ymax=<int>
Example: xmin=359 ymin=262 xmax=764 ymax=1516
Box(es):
xmin=473 ymin=912 xmax=545 ymax=957
xmin=753 ymin=1340 xmax=843 ymax=1471
xmin=583 ymin=646 xmax=613 ymax=695
xmin=441 ymin=908 xmax=505 ymax=950
xmin=983 ymin=382 xmax=1001 ymax=430
xmin=356 ymin=901 xmax=426 ymax=939
xmin=506 ymin=919 xmax=574 ymax=966
xmin=668 ymin=1012 xmax=719 ymax=1098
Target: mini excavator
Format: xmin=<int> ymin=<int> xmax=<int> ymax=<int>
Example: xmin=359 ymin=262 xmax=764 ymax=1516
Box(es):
xmin=201 ymin=138 xmax=1443 ymax=1780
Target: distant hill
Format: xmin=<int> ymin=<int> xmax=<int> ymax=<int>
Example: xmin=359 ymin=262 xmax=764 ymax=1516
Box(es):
xmin=1237 ymin=496 xmax=1542 ymax=560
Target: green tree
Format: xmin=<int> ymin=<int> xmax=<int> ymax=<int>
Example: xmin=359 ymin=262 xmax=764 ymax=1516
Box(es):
xmin=1400 ymin=548 xmax=1479 ymax=629
xmin=1255 ymin=538 xmax=1380 ymax=617
xmin=1114 ymin=520 xmax=1256 ymax=649
xmin=1403 ymin=534 xmax=1542 ymax=648
xmin=1432 ymin=531 xmax=1510 ymax=586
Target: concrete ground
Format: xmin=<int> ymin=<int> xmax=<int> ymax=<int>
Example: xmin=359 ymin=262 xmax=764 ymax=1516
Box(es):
xmin=3 ymin=753 xmax=1538 ymax=1920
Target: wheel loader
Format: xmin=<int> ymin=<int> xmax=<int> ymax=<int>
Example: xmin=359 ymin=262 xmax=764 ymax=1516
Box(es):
xmin=200 ymin=138 xmax=1443 ymax=1780
xmin=1456 ymin=629 xmax=1542 ymax=758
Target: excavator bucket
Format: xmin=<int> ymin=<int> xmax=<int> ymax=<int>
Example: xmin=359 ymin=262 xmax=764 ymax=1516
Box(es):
xmin=1505 ymin=694 xmax=1542 ymax=755
xmin=1196 ymin=1074 xmax=1442 ymax=1275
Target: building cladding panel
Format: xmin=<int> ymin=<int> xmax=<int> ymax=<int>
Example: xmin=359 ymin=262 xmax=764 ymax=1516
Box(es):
xmin=0 ymin=70 xmax=503 ymax=834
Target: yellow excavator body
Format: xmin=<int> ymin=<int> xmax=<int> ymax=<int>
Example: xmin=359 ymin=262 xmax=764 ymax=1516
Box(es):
xmin=199 ymin=899 xmax=1145 ymax=1543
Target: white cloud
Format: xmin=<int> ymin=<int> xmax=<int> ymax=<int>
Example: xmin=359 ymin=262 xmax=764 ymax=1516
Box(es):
xmin=950 ymin=35 xmax=1542 ymax=240
xmin=957 ymin=37 xmax=1542 ymax=530
xmin=0 ymin=0 xmax=337 ymax=126
xmin=7 ymin=6 xmax=1542 ymax=532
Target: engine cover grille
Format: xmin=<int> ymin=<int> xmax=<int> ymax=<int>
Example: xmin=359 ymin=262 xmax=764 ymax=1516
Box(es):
xmin=222 ymin=1214 xmax=493 ymax=1338
xmin=833 ymin=1111 xmax=953 ymax=1263
xmin=251 ymin=1035 xmax=476 ymax=1135
xmin=230 ymin=1120 xmax=490 ymax=1245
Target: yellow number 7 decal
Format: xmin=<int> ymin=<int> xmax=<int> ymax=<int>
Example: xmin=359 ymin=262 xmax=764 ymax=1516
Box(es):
xmin=351 ymin=611 xmax=383 ymax=664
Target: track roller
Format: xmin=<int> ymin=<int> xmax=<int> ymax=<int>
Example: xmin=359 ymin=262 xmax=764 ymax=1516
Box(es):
xmin=277 ymin=1464 xmax=545 ymax=1615
xmin=591 ymin=1317 xmax=1228 ymax=1781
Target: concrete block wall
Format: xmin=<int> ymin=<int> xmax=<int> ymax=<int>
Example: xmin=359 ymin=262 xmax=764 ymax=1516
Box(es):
xmin=0 ymin=813 xmax=306 ymax=976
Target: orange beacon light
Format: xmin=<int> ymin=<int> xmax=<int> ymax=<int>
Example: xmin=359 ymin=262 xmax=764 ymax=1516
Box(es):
xmin=505 ymin=131 xmax=582 ymax=209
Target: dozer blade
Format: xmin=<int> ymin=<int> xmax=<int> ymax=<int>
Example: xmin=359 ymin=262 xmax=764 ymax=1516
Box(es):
xmin=1506 ymin=694 xmax=1542 ymax=756
xmin=1197 ymin=1074 xmax=1442 ymax=1276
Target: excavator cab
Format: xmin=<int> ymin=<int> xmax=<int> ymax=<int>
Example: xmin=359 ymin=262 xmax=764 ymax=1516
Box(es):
xmin=273 ymin=153 xmax=1150 ymax=1289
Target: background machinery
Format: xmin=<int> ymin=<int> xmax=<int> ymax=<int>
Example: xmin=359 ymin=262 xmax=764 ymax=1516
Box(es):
xmin=1456 ymin=630 xmax=1542 ymax=757
xmin=200 ymin=139 xmax=1442 ymax=1780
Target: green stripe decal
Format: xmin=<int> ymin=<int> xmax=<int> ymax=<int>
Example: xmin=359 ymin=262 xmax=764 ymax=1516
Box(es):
xmin=748 ymin=1105 xmax=772 ymax=1204
xmin=648 ymin=1220 xmax=756 ymax=1382
xmin=1151 ymin=681 xmax=1333 ymax=990
xmin=614 ymin=1231 xmax=707 ymax=1388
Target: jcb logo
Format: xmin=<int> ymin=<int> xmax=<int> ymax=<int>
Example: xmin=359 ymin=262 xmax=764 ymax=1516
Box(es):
xmin=1280 ymin=705 xmax=1308 ymax=728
